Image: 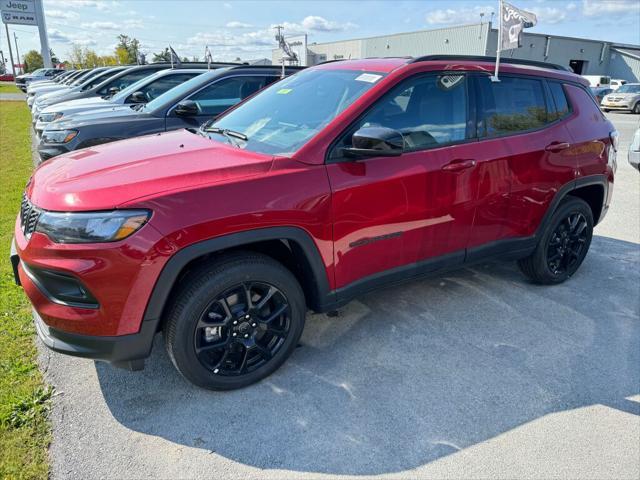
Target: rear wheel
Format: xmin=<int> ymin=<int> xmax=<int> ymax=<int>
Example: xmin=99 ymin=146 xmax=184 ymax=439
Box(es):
xmin=518 ymin=196 xmax=593 ymax=284
xmin=633 ymin=102 xmax=640 ymax=114
xmin=164 ymin=252 xmax=306 ymax=390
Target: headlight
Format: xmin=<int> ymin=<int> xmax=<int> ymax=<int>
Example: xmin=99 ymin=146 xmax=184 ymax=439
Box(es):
xmin=35 ymin=210 xmax=150 ymax=244
xmin=39 ymin=112 xmax=63 ymax=123
xmin=41 ymin=129 xmax=78 ymax=144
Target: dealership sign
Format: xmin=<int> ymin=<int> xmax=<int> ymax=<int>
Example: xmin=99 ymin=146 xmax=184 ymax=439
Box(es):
xmin=1 ymin=0 xmax=37 ymax=26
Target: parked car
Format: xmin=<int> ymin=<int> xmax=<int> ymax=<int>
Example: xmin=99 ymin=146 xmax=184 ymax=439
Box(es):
xmin=590 ymin=86 xmax=613 ymax=104
xmin=15 ymin=68 xmax=65 ymax=92
xmin=12 ymin=56 xmax=617 ymax=390
xmin=629 ymin=127 xmax=640 ymax=170
xmin=582 ymin=75 xmax=611 ymax=88
xmin=34 ymin=69 xmax=208 ymax=135
xmin=27 ymin=68 xmax=99 ymax=108
xmin=31 ymin=66 xmax=132 ymax=116
xmin=610 ymin=79 xmax=627 ymax=91
xmin=38 ymin=65 xmax=301 ymax=161
xmin=601 ymin=83 xmax=640 ymax=113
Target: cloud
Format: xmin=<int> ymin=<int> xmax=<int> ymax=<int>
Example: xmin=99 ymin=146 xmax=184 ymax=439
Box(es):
xmin=582 ymin=0 xmax=639 ymax=16
xmin=46 ymin=0 xmax=111 ymax=11
xmin=81 ymin=21 xmax=119 ymax=30
xmin=123 ymin=19 xmax=144 ymax=29
xmin=300 ymin=15 xmax=357 ymax=32
xmin=222 ymin=2 xmax=232 ymax=8
xmin=46 ymin=10 xmax=79 ymax=20
xmin=534 ymin=7 xmax=569 ymax=24
xmin=226 ymin=21 xmax=253 ymax=28
xmin=48 ymin=28 xmax=97 ymax=46
xmin=426 ymin=5 xmax=495 ymax=25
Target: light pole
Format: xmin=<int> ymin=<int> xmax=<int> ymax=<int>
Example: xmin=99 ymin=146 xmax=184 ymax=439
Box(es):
xmin=34 ymin=0 xmax=52 ymax=67
xmin=13 ymin=32 xmax=20 ymax=74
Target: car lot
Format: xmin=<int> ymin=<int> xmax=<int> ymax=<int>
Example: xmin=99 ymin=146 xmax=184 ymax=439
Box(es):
xmin=36 ymin=111 xmax=639 ymax=479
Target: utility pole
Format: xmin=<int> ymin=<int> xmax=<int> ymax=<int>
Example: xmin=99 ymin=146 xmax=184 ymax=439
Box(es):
xmin=34 ymin=0 xmax=52 ymax=67
xmin=13 ymin=32 xmax=20 ymax=75
xmin=4 ymin=24 xmax=15 ymax=76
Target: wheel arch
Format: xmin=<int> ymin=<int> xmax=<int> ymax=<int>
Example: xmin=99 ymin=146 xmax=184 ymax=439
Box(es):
xmin=142 ymin=227 xmax=334 ymax=331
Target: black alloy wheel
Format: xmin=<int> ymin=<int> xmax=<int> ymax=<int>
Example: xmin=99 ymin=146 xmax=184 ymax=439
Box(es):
xmin=194 ymin=282 xmax=291 ymax=376
xmin=545 ymin=212 xmax=589 ymax=276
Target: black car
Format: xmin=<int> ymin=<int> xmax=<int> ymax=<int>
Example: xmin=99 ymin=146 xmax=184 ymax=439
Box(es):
xmin=15 ymin=67 xmax=65 ymax=91
xmin=38 ymin=65 xmax=303 ymax=161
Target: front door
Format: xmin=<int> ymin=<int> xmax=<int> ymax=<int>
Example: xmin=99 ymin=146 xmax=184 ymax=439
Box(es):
xmin=325 ymin=73 xmax=477 ymax=293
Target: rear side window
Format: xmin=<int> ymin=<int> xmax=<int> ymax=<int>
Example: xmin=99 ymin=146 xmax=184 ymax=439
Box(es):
xmin=130 ymin=73 xmax=200 ymax=102
xmin=477 ymin=76 xmax=548 ymax=137
xmin=98 ymin=70 xmax=154 ymax=95
xmin=548 ymin=82 xmax=570 ymax=121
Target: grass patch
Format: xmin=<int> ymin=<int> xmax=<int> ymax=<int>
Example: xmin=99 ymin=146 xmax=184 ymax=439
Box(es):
xmin=0 ymin=101 xmax=50 ymax=479
xmin=0 ymin=83 xmax=21 ymax=94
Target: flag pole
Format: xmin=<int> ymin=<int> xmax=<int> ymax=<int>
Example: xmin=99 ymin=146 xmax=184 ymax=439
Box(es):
xmin=491 ymin=0 xmax=503 ymax=82
xmin=169 ymin=45 xmax=173 ymax=68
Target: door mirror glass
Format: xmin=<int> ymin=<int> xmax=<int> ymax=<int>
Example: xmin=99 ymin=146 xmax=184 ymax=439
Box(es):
xmin=174 ymin=100 xmax=200 ymax=116
xmin=128 ymin=91 xmax=148 ymax=104
xmin=343 ymin=126 xmax=404 ymax=158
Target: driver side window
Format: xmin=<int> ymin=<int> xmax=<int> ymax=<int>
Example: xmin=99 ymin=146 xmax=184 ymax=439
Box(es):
xmin=331 ymin=74 xmax=469 ymax=160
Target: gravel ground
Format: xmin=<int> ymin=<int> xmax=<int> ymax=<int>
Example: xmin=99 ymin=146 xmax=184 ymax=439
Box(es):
xmin=34 ymin=112 xmax=639 ymax=479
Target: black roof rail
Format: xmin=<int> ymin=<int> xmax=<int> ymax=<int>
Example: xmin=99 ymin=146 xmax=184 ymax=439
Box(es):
xmin=228 ymin=64 xmax=305 ymax=70
xmin=315 ymin=58 xmax=347 ymax=66
xmin=409 ymin=55 xmax=570 ymax=72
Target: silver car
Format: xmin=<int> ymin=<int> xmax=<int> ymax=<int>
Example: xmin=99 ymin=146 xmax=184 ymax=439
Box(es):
xmin=629 ymin=127 xmax=640 ymax=171
xmin=601 ymin=83 xmax=640 ymax=114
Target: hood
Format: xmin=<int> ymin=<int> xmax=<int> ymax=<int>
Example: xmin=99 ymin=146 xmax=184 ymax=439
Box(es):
xmin=54 ymin=105 xmax=141 ymax=127
xmin=41 ymin=96 xmax=111 ymax=115
xmin=37 ymin=86 xmax=78 ymax=102
xmin=29 ymin=84 xmax=67 ymax=94
xmin=27 ymin=129 xmax=274 ymax=211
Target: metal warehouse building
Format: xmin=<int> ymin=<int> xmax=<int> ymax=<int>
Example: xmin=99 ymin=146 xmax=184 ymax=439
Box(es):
xmin=273 ymin=23 xmax=640 ymax=81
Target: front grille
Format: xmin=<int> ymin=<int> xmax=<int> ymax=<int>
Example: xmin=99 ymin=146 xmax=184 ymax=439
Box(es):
xmin=20 ymin=192 xmax=41 ymax=238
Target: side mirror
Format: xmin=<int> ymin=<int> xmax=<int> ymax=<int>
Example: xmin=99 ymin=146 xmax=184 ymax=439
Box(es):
xmin=174 ymin=100 xmax=199 ymax=117
xmin=343 ymin=126 xmax=404 ymax=158
xmin=128 ymin=91 xmax=147 ymax=104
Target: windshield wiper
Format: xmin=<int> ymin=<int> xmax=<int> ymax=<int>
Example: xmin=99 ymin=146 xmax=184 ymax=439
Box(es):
xmin=202 ymin=126 xmax=248 ymax=147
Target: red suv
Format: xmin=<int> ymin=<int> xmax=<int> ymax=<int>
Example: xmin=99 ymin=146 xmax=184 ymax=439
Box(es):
xmin=12 ymin=56 xmax=617 ymax=390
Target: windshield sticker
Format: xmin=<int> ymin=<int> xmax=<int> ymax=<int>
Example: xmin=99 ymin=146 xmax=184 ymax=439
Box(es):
xmin=355 ymin=73 xmax=383 ymax=83
xmin=277 ymin=88 xmax=293 ymax=94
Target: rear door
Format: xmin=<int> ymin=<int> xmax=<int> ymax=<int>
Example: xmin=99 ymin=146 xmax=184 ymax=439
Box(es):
xmin=467 ymin=74 xmax=575 ymax=252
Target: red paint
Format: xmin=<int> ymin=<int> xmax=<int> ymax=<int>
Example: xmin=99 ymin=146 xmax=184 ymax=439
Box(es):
xmin=15 ymin=58 xmax=615 ymax=339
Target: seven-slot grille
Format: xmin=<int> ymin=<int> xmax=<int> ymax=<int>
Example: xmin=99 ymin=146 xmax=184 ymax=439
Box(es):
xmin=20 ymin=192 xmax=41 ymax=237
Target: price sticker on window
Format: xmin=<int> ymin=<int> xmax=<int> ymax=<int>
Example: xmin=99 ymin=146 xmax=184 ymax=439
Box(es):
xmin=277 ymin=88 xmax=293 ymax=94
xmin=355 ymin=73 xmax=383 ymax=83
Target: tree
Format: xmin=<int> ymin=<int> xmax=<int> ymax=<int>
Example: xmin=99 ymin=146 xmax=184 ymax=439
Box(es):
xmin=23 ymin=50 xmax=43 ymax=72
xmin=152 ymin=48 xmax=171 ymax=62
xmin=50 ymin=49 xmax=59 ymax=65
xmin=115 ymin=34 xmax=140 ymax=64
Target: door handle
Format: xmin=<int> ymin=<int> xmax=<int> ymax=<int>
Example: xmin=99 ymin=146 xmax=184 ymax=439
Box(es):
xmin=545 ymin=142 xmax=571 ymax=152
xmin=442 ymin=159 xmax=476 ymax=172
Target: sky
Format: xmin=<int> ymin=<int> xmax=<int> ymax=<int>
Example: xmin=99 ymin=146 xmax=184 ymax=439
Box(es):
xmin=1 ymin=0 xmax=639 ymax=66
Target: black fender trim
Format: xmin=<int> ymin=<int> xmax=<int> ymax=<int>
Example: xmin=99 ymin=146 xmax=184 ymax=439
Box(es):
xmin=536 ymin=175 xmax=608 ymax=236
xmin=142 ymin=227 xmax=334 ymax=325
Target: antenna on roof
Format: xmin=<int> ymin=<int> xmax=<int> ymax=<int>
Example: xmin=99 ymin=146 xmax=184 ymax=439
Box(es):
xmin=204 ymin=45 xmax=213 ymax=70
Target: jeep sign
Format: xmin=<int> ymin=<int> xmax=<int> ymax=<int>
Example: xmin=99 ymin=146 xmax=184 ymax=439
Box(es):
xmin=1 ymin=0 xmax=37 ymax=25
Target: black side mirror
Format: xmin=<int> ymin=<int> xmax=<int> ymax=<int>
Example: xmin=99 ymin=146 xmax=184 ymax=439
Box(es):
xmin=343 ymin=126 xmax=404 ymax=158
xmin=128 ymin=91 xmax=147 ymax=104
xmin=174 ymin=100 xmax=199 ymax=116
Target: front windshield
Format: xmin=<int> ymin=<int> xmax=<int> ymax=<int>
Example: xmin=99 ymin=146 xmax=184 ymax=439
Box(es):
xmin=208 ymin=68 xmax=386 ymax=155
xmin=81 ymin=68 xmax=120 ymax=90
xmin=31 ymin=68 xmax=45 ymax=76
xmin=617 ymin=84 xmax=640 ymax=94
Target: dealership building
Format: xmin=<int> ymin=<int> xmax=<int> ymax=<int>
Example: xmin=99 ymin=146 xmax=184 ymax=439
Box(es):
xmin=273 ymin=23 xmax=640 ymax=82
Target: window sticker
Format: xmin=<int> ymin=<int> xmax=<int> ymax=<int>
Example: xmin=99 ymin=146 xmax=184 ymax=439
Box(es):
xmin=277 ymin=88 xmax=293 ymax=94
xmin=355 ymin=73 xmax=383 ymax=83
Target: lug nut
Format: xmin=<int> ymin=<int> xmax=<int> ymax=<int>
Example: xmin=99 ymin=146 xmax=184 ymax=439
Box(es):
xmin=233 ymin=320 xmax=238 ymax=325
xmin=232 ymin=332 xmax=237 ymax=337
xmin=251 ymin=323 xmax=257 ymax=327
xmin=213 ymin=368 xmax=219 ymax=374
xmin=245 ymin=314 xmax=250 ymax=319
xmin=244 ymin=334 xmax=249 ymax=338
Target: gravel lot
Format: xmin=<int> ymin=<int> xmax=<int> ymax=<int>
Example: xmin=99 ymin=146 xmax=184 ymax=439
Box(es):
xmin=36 ymin=112 xmax=639 ymax=479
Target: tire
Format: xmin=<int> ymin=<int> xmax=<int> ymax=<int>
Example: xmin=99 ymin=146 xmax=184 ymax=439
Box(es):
xmin=602 ymin=109 xmax=610 ymax=113
xmin=518 ymin=196 xmax=593 ymax=285
xmin=633 ymin=102 xmax=640 ymax=114
xmin=164 ymin=252 xmax=306 ymax=390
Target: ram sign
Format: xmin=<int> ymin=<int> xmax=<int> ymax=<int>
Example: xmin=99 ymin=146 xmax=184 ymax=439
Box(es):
xmin=1 ymin=0 xmax=37 ymax=25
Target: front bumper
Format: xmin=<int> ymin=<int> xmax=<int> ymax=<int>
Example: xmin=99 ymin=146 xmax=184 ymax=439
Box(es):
xmin=37 ymin=143 xmax=71 ymax=162
xmin=629 ymin=150 xmax=640 ymax=170
xmin=33 ymin=308 xmax=156 ymax=369
xmin=601 ymin=103 xmax=633 ymax=110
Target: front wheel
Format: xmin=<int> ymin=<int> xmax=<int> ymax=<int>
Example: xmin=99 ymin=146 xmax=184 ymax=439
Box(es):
xmin=633 ymin=102 xmax=640 ymax=114
xmin=164 ymin=252 xmax=306 ymax=390
xmin=518 ymin=196 xmax=593 ymax=284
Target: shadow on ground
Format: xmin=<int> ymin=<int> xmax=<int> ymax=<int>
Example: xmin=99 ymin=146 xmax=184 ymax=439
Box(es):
xmin=95 ymin=235 xmax=639 ymax=476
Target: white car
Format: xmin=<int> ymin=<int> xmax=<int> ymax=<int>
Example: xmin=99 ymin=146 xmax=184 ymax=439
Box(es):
xmin=629 ymin=127 xmax=640 ymax=171
xmin=34 ymin=69 xmax=205 ymax=134
xmin=610 ymin=79 xmax=627 ymax=91
xmin=27 ymin=68 xmax=107 ymax=108
xmin=601 ymin=83 xmax=640 ymax=114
